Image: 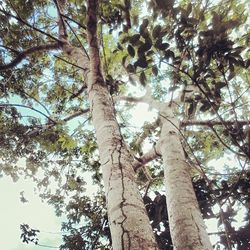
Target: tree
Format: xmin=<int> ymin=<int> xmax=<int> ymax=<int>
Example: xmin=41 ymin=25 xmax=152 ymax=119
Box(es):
xmin=0 ymin=0 xmax=249 ymax=249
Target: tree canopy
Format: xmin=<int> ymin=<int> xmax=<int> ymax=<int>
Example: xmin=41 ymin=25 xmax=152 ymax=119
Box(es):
xmin=0 ymin=0 xmax=250 ymax=249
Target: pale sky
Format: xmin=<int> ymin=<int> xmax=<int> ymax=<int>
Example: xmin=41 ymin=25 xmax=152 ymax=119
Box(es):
xmin=0 ymin=176 xmax=63 ymax=250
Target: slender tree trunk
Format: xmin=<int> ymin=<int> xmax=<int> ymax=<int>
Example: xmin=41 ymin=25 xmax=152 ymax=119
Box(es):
xmin=159 ymin=115 xmax=213 ymax=250
xmin=60 ymin=1 xmax=158 ymax=249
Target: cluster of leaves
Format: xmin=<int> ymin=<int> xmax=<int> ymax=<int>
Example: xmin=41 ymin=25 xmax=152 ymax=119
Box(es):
xmin=116 ymin=0 xmax=249 ymax=124
xmin=20 ymin=224 xmax=40 ymax=245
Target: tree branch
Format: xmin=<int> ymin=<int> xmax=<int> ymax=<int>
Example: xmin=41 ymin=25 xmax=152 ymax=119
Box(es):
xmin=0 ymin=103 xmax=56 ymax=123
xmin=0 ymin=43 xmax=60 ymax=71
xmin=63 ymin=109 xmax=89 ymax=122
xmin=114 ymin=95 xmax=144 ymax=103
xmin=181 ymin=119 xmax=250 ymax=127
xmin=133 ymin=143 xmax=161 ymax=172
xmin=0 ymin=8 xmax=61 ymax=43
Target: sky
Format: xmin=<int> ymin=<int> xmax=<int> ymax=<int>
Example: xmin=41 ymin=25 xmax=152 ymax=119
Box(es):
xmin=0 ymin=176 xmax=63 ymax=250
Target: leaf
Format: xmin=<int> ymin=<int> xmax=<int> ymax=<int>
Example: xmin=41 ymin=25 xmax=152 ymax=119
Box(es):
xmin=140 ymin=19 xmax=150 ymax=38
xmin=216 ymin=81 xmax=227 ymax=89
xmin=187 ymin=101 xmax=197 ymax=117
xmin=186 ymin=3 xmax=192 ymax=16
xmin=152 ymin=66 xmax=158 ymax=76
xmin=164 ymin=50 xmax=175 ymax=60
xmin=157 ymin=42 xmax=169 ymax=50
xmin=138 ymin=40 xmax=152 ymax=54
xmin=134 ymin=56 xmax=148 ymax=68
xmin=223 ymin=19 xmax=241 ymax=30
xmin=152 ymin=25 xmax=162 ymax=39
xmin=212 ymin=12 xmax=221 ymax=32
xmin=139 ymin=71 xmax=147 ymax=86
xmin=120 ymin=35 xmax=130 ymax=44
xmin=117 ymin=43 xmax=123 ymax=50
xmin=127 ymin=45 xmax=135 ymax=57
xmin=129 ymin=34 xmax=141 ymax=45
xmin=245 ymin=59 xmax=250 ymax=68
xmin=140 ymin=19 xmax=149 ymax=33
xmin=227 ymin=71 xmax=235 ymax=81
xmin=140 ymin=27 xmax=150 ymax=39
xmin=122 ymin=55 xmax=128 ymax=66
xmin=126 ymin=64 xmax=135 ymax=73
xmin=200 ymin=101 xmax=211 ymax=112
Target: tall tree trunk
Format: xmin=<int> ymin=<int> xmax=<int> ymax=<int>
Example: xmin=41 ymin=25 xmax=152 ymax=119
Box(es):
xmin=117 ymin=91 xmax=213 ymax=249
xmin=61 ymin=1 xmax=158 ymax=249
xmin=159 ymin=115 xmax=213 ymax=250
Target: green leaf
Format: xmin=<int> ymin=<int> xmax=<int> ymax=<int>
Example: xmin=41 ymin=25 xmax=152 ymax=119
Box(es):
xmin=216 ymin=81 xmax=227 ymax=89
xmin=157 ymin=42 xmax=169 ymax=50
xmin=152 ymin=25 xmax=162 ymax=39
xmin=134 ymin=56 xmax=148 ymax=68
xmin=138 ymin=40 xmax=152 ymax=54
xmin=152 ymin=66 xmax=158 ymax=76
xmin=122 ymin=55 xmax=128 ymax=66
xmin=126 ymin=64 xmax=135 ymax=73
xmin=139 ymin=71 xmax=147 ymax=86
xmin=129 ymin=34 xmax=141 ymax=45
xmin=127 ymin=45 xmax=135 ymax=57
xmin=164 ymin=50 xmax=175 ymax=60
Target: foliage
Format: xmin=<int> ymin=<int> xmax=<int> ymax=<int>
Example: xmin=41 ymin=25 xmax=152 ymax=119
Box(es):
xmin=0 ymin=0 xmax=250 ymax=249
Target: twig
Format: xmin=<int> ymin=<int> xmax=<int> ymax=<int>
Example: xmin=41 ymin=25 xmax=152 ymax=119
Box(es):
xmin=0 ymin=43 xmax=60 ymax=71
xmin=0 ymin=103 xmax=56 ymax=123
xmin=0 ymin=8 xmax=61 ymax=43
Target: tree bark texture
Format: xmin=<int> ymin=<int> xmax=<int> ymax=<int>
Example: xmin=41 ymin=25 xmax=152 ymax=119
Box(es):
xmin=62 ymin=1 xmax=157 ymax=249
xmin=159 ymin=115 xmax=213 ymax=250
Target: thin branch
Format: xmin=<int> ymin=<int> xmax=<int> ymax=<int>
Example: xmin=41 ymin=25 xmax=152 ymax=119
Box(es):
xmin=133 ymin=143 xmax=161 ymax=172
xmin=0 ymin=44 xmax=19 ymax=53
xmin=209 ymin=125 xmax=244 ymax=156
xmin=52 ymin=0 xmax=67 ymax=38
xmin=114 ymin=95 xmax=144 ymax=103
xmin=65 ymin=19 xmax=89 ymax=60
xmin=22 ymin=90 xmax=51 ymax=116
xmin=0 ymin=103 xmax=56 ymax=123
xmin=63 ymin=109 xmax=89 ymax=122
xmin=0 ymin=8 xmax=61 ymax=43
xmin=53 ymin=55 xmax=85 ymax=70
xmin=37 ymin=243 xmax=59 ymax=249
xmin=0 ymin=43 xmax=60 ymax=71
xmin=61 ymin=13 xmax=86 ymax=30
xmin=181 ymin=119 xmax=250 ymax=127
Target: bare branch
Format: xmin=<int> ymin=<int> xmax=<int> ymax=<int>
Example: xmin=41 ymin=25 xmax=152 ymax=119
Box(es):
xmin=133 ymin=143 xmax=161 ymax=172
xmin=0 ymin=43 xmax=60 ymax=71
xmin=63 ymin=109 xmax=89 ymax=122
xmin=53 ymin=0 xmax=67 ymax=39
xmin=65 ymin=19 xmax=89 ymax=60
xmin=114 ymin=95 xmax=144 ymax=103
xmin=0 ymin=8 xmax=61 ymax=43
xmin=61 ymin=13 xmax=86 ymax=30
xmin=53 ymin=55 xmax=86 ymax=70
xmin=0 ymin=103 xmax=56 ymax=123
xmin=182 ymin=119 xmax=250 ymax=127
